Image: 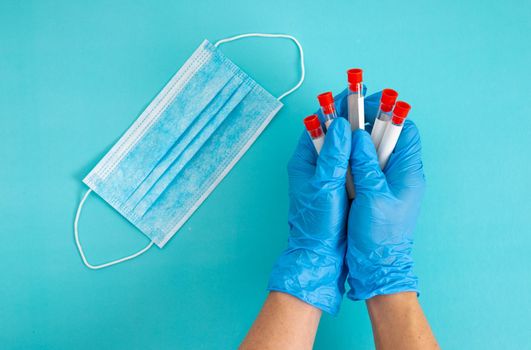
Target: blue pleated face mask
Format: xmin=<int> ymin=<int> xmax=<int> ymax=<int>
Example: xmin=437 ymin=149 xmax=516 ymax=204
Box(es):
xmin=74 ymin=33 xmax=305 ymax=269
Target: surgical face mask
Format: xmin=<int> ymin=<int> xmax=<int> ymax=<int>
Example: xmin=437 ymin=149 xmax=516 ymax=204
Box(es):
xmin=74 ymin=33 xmax=305 ymax=269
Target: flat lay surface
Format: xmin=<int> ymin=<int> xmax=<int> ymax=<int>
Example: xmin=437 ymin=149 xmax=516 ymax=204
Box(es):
xmin=1 ymin=0 xmax=530 ymax=348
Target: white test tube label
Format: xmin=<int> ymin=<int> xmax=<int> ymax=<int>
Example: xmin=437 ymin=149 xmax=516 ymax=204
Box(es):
xmin=312 ymin=136 xmax=324 ymax=154
xmin=377 ymin=123 xmax=403 ymax=169
xmin=371 ymin=117 xmax=390 ymax=150
xmin=357 ymin=95 xmax=365 ymax=130
xmin=348 ymin=93 xmax=365 ymax=131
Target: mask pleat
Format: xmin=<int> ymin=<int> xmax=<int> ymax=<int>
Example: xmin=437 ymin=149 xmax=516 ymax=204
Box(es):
xmin=121 ymin=73 xmax=250 ymax=214
xmin=129 ymin=78 xmax=255 ymax=219
xmin=93 ymin=52 xmax=238 ymax=207
xmin=135 ymin=85 xmax=281 ymax=245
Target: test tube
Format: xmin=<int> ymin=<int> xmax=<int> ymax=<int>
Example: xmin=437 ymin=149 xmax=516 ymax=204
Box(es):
xmin=377 ymin=101 xmax=411 ymax=169
xmin=304 ymin=114 xmax=325 ymax=154
xmin=347 ymin=68 xmax=365 ymax=131
xmin=317 ymin=92 xmax=338 ymax=129
xmin=371 ymin=88 xmax=399 ymax=150
xmin=316 ymin=92 xmax=356 ymax=200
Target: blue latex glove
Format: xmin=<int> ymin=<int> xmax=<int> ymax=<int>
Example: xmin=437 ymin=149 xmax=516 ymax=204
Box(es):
xmin=268 ymin=118 xmax=351 ymax=315
xmin=341 ymin=90 xmax=426 ymax=300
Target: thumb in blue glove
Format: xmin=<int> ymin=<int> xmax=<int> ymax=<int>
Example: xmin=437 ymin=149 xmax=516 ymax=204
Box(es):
xmin=346 ymin=120 xmax=426 ymax=300
xmin=268 ymin=118 xmax=351 ymax=315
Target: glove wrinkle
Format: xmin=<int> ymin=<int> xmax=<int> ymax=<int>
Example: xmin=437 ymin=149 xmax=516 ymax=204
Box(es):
xmin=346 ymin=108 xmax=425 ymax=301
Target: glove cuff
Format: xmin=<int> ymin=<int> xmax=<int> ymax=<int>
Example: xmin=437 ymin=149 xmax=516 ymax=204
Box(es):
xmin=346 ymin=266 xmax=418 ymax=301
xmin=267 ymin=248 xmax=346 ymax=315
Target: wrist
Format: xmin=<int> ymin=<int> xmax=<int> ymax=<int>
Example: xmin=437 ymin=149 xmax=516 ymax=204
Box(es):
xmin=365 ymin=292 xmax=439 ymax=350
xmin=366 ymin=291 xmax=417 ymax=305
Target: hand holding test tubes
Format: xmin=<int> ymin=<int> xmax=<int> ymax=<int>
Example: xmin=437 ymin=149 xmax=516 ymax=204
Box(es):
xmin=316 ymin=92 xmax=356 ymax=199
xmin=307 ymin=69 xmax=412 ymax=201
xmin=273 ymin=86 xmax=425 ymax=314
xmin=308 ymin=69 xmax=412 ymax=180
xmin=257 ymin=68 xmax=434 ymax=347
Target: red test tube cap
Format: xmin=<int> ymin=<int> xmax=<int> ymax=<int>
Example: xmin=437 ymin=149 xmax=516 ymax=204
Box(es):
xmin=347 ymin=68 xmax=363 ymax=92
xmin=392 ymin=101 xmax=411 ymax=124
xmin=347 ymin=68 xmax=363 ymax=84
xmin=317 ymin=92 xmax=335 ymax=114
xmin=317 ymin=92 xmax=334 ymax=107
xmin=303 ymin=114 xmax=323 ymax=138
xmin=380 ymin=88 xmax=399 ymax=112
xmin=381 ymin=89 xmax=399 ymax=106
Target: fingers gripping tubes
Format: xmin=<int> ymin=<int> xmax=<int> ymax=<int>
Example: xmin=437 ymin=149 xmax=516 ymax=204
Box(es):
xmin=304 ymin=70 xmax=412 ymax=200
xmin=316 ymin=93 xmax=356 ymax=199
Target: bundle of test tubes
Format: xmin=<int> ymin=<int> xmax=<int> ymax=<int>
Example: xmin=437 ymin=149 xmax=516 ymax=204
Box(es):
xmin=304 ymin=69 xmax=411 ymax=199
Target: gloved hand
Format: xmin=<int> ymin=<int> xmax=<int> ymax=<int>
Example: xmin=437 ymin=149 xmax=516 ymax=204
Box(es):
xmin=268 ymin=118 xmax=351 ymax=315
xmin=344 ymin=91 xmax=426 ymax=300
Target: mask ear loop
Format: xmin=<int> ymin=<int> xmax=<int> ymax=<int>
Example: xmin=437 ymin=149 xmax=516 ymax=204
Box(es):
xmin=214 ymin=33 xmax=305 ymax=101
xmin=74 ymin=189 xmax=154 ymax=270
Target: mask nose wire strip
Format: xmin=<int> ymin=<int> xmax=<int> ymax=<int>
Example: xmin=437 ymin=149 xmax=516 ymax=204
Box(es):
xmin=214 ymin=33 xmax=305 ymax=102
xmin=74 ymin=189 xmax=154 ymax=270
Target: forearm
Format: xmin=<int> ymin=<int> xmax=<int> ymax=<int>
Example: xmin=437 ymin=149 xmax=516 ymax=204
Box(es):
xmin=366 ymin=292 xmax=439 ymax=350
xmin=239 ymin=292 xmax=322 ymax=350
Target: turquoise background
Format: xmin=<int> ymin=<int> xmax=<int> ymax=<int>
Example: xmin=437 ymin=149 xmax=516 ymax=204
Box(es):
xmin=1 ymin=0 xmax=530 ymax=348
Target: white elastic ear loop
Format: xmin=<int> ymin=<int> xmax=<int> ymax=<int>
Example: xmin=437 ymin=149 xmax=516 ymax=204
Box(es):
xmin=214 ymin=33 xmax=305 ymax=102
xmin=74 ymin=189 xmax=154 ymax=270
